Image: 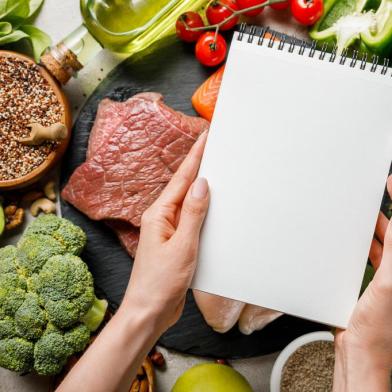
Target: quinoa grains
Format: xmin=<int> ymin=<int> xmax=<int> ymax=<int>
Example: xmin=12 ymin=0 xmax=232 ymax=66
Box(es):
xmin=0 ymin=55 xmax=64 ymax=181
xmin=281 ymin=340 xmax=335 ymax=392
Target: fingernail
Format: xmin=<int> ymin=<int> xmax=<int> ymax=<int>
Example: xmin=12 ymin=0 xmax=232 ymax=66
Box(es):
xmin=191 ymin=177 xmax=208 ymax=199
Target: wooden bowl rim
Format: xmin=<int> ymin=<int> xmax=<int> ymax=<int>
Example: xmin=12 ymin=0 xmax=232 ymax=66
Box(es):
xmin=0 ymin=50 xmax=72 ymax=190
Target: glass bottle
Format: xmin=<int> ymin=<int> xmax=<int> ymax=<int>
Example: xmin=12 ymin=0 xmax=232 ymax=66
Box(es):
xmin=41 ymin=0 xmax=207 ymax=84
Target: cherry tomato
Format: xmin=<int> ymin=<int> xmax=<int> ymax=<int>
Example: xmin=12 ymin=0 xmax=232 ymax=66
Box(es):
xmin=206 ymin=0 xmax=239 ymax=31
xmin=290 ymin=0 xmax=323 ymax=25
xmin=176 ymin=11 xmax=205 ymax=42
xmin=195 ymin=32 xmax=227 ymax=67
xmin=270 ymin=0 xmax=290 ymax=10
xmin=236 ymin=0 xmax=265 ymax=16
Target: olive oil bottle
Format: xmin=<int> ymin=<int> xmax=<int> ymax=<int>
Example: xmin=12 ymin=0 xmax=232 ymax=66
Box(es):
xmin=41 ymin=0 xmax=207 ymax=84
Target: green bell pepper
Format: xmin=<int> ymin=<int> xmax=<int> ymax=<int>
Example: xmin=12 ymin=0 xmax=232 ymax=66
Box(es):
xmin=310 ymin=0 xmax=392 ymax=55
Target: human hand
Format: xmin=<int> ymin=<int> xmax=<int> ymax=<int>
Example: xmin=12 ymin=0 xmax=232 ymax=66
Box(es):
xmin=334 ymin=177 xmax=392 ymax=391
xmin=122 ymin=132 xmax=209 ymax=332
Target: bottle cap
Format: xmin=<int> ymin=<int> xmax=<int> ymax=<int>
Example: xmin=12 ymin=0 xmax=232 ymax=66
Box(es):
xmin=40 ymin=43 xmax=83 ymax=85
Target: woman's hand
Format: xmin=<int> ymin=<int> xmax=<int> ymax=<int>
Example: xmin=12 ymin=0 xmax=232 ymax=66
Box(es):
xmin=334 ymin=175 xmax=392 ymax=391
xmin=123 ymin=131 xmax=210 ymax=331
xmin=57 ymin=132 xmax=209 ymax=392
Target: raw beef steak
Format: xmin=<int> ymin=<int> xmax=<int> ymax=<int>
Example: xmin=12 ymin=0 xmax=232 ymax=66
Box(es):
xmin=62 ymin=92 xmax=209 ymax=228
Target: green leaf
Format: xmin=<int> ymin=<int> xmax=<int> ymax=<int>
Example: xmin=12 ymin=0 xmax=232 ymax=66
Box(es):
xmin=0 ymin=0 xmax=30 ymax=20
xmin=20 ymin=24 xmax=51 ymax=61
xmin=0 ymin=28 xmax=27 ymax=44
xmin=0 ymin=21 xmax=11 ymax=35
xmin=28 ymin=0 xmax=43 ymax=17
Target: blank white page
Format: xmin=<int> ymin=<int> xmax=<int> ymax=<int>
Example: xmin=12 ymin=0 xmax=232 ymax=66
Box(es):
xmin=193 ymin=31 xmax=392 ymax=328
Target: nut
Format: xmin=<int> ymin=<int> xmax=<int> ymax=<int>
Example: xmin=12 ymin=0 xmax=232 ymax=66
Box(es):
xmin=30 ymin=198 xmax=56 ymax=217
xmin=150 ymin=351 xmax=165 ymax=368
xmin=21 ymin=191 xmax=44 ymax=203
xmin=44 ymin=180 xmax=56 ymax=201
xmin=4 ymin=205 xmax=24 ymax=230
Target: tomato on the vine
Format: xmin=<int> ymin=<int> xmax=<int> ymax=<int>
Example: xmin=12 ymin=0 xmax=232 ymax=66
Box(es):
xmin=206 ymin=0 xmax=239 ymax=31
xmin=290 ymin=0 xmax=323 ymax=25
xmin=176 ymin=11 xmax=205 ymax=42
xmin=236 ymin=0 xmax=265 ymax=16
xmin=270 ymin=0 xmax=290 ymax=10
xmin=195 ymin=32 xmax=227 ymax=67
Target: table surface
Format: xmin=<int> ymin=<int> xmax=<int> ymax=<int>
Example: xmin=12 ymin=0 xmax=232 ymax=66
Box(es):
xmin=0 ymin=2 xmax=308 ymax=391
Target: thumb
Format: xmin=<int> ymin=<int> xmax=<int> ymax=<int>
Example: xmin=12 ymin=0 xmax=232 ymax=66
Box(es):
xmin=175 ymin=178 xmax=210 ymax=243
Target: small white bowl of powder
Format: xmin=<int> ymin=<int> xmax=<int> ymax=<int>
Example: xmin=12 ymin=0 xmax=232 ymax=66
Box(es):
xmin=270 ymin=331 xmax=335 ymax=392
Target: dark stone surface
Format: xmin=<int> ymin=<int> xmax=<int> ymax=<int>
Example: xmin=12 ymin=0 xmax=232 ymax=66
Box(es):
xmin=61 ymin=34 xmax=328 ymax=359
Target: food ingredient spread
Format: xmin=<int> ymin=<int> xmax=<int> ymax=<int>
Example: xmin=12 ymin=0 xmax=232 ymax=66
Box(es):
xmin=281 ymin=341 xmax=335 ymax=392
xmin=0 ymin=56 xmax=63 ymax=181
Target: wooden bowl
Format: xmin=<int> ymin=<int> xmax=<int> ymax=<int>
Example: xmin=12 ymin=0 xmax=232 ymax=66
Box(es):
xmin=0 ymin=50 xmax=72 ymax=191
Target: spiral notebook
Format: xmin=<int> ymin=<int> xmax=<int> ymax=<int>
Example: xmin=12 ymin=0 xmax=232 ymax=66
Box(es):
xmin=192 ymin=25 xmax=392 ymax=328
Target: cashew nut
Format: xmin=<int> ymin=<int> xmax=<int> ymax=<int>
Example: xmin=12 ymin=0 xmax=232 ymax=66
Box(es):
xmin=18 ymin=123 xmax=68 ymax=146
xmin=30 ymin=198 xmax=56 ymax=217
xmin=43 ymin=181 xmax=56 ymax=201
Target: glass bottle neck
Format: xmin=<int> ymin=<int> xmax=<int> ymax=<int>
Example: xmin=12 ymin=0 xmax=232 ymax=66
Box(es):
xmin=40 ymin=25 xmax=102 ymax=85
xmin=41 ymin=0 xmax=208 ymax=85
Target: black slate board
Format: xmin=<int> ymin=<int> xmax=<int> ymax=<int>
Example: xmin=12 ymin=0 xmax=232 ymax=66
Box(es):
xmin=60 ymin=34 xmax=329 ymax=359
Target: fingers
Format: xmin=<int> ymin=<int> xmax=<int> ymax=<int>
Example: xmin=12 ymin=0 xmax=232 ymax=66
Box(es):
xmin=158 ymin=132 xmax=208 ymax=207
xmin=369 ymin=238 xmax=383 ymax=270
xmin=375 ymin=213 xmax=389 ymax=243
xmin=173 ymin=177 xmax=210 ymax=245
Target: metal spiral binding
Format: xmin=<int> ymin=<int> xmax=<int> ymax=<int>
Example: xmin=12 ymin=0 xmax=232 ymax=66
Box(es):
xmin=236 ymin=23 xmax=391 ymax=76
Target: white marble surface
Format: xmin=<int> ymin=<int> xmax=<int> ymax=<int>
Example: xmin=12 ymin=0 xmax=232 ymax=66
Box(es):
xmin=0 ymin=1 xmax=309 ymax=391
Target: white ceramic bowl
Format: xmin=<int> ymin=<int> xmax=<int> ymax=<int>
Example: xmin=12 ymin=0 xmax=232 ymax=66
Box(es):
xmin=270 ymin=331 xmax=334 ymax=392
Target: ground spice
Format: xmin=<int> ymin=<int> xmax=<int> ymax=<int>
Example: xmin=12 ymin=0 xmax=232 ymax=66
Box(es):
xmin=281 ymin=340 xmax=335 ymax=392
xmin=0 ymin=55 xmax=63 ymax=181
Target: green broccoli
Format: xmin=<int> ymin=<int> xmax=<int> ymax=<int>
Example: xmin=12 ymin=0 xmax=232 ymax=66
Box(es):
xmin=64 ymin=323 xmax=90 ymax=352
xmin=15 ymin=293 xmax=47 ymax=340
xmin=24 ymin=214 xmax=86 ymax=255
xmin=33 ymin=254 xmax=95 ymax=329
xmin=0 ymin=317 xmax=17 ymax=339
xmin=34 ymin=330 xmax=73 ymax=375
xmin=0 ymin=246 xmax=19 ymax=274
xmin=33 ymin=322 xmax=91 ymax=376
xmin=17 ymin=234 xmax=64 ymax=276
xmin=0 ymin=215 xmax=107 ymax=376
xmin=0 ymin=338 xmax=34 ymax=373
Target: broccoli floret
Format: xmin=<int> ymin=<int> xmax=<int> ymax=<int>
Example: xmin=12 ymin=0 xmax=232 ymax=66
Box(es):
xmin=15 ymin=293 xmax=46 ymax=341
xmin=64 ymin=324 xmax=90 ymax=353
xmin=0 ymin=338 xmax=34 ymax=373
xmin=0 ymin=317 xmax=17 ymax=339
xmin=17 ymin=234 xmax=65 ymax=276
xmin=0 ymin=246 xmax=19 ymax=274
xmin=0 ymin=215 xmax=107 ymax=376
xmin=34 ymin=254 xmax=94 ymax=328
xmin=0 ymin=273 xmax=26 ymax=317
xmin=33 ymin=331 xmax=73 ymax=375
xmin=24 ymin=214 xmax=86 ymax=255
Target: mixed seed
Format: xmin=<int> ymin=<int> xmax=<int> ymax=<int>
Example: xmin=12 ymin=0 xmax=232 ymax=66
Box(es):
xmin=0 ymin=55 xmax=63 ymax=181
xmin=281 ymin=340 xmax=335 ymax=392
